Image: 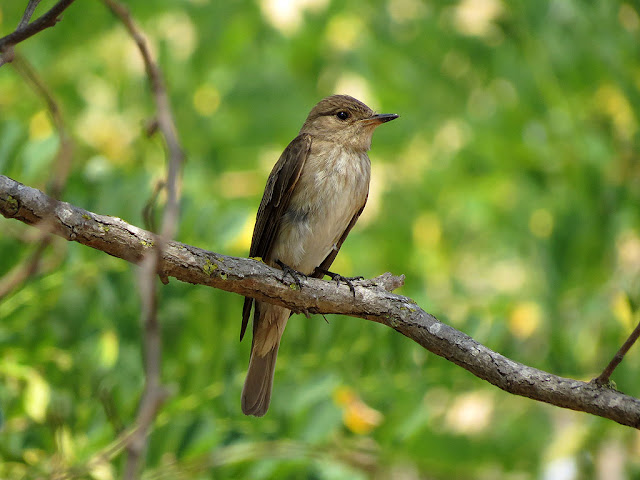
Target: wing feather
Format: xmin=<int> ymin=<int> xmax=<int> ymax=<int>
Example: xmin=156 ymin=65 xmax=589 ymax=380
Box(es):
xmin=240 ymin=134 xmax=312 ymax=341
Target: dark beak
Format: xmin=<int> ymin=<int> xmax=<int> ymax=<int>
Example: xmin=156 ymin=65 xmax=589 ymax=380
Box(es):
xmin=374 ymin=113 xmax=399 ymax=123
xmin=364 ymin=113 xmax=399 ymax=126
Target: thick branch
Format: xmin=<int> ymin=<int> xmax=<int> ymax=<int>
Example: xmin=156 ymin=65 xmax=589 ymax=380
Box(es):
xmin=2 ymin=174 xmax=640 ymax=429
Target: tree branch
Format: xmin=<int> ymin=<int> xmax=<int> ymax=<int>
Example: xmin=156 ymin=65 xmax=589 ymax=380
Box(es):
xmin=2 ymin=174 xmax=640 ymax=429
xmin=0 ymin=0 xmax=76 ymax=66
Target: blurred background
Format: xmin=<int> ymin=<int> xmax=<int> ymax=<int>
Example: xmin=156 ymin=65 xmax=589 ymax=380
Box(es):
xmin=1 ymin=0 xmax=640 ymax=478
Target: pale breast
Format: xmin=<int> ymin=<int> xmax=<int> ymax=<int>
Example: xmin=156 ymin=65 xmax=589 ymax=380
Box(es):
xmin=270 ymin=142 xmax=370 ymax=274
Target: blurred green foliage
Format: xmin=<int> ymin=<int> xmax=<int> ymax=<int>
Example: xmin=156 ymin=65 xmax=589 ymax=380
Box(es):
xmin=1 ymin=0 xmax=640 ymax=478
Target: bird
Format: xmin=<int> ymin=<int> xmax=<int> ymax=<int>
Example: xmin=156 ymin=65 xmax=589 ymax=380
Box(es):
xmin=240 ymin=94 xmax=398 ymax=416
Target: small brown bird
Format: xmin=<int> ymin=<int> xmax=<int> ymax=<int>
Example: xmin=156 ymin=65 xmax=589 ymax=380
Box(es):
xmin=240 ymin=94 xmax=398 ymax=416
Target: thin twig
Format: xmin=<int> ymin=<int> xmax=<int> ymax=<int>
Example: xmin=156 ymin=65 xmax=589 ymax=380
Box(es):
xmin=101 ymin=0 xmax=185 ymax=218
xmin=145 ymin=439 xmax=378 ymax=478
xmin=18 ymin=0 xmax=43 ymax=29
xmin=0 ymin=0 xmax=76 ymax=66
xmin=594 ymin=316 xmax=640 ymax=386
xmin=0 ymin=239 xmax=50 ymax=299
xmin=0 ymin=0 xmax=42 ymax=65
xmin=0 ymin=52 xmax=73 ymax=300
xmin=12 ymin=53 xmax=73 ymax=198
xmin=100 ymin=1 xmax=185 ymax=477
xmin=46 ymin=424 xmax=142 ymax=479
xmin=142 ymin=180 xmax=165 ymax=233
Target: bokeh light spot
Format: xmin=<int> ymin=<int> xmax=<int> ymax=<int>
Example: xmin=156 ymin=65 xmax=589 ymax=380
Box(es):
xmin=529 ymin=208 xmax=554 ymax=238
xmin=29 ymin=111 xmax=52 ymax=140
xmin=193 ymin=84 xmax=221 ymax=116
xmin=619 ymin=3 xmax=640 ymax=32
xmin=326 ymin=14 xmax=364 ymax=52
xmin=616 ymin=230 xmax=640 ymax=276
xmin=509 ymin=301 xmax=542 ymax=339
xmin=333 ymin=73 xmax=375 ymax=107
xmin=445 ymin=391 xmax=494 ymax=434
xmin=413 ymin=212 xmax=442 ymax=249
xmin=155 ymin=12 xmax=197 ymax=60
xmin=260 ymin=0 xmax=329 ymax=35
xmin=388 ymin=0 xmax=428 ymax=23
xmin=453 ymin=0 xmax=503 ymax=38
xmin=595 ymin=84 xmax=637 ymax=140
xmin=611 ymin=291 xmax=633 ymax=330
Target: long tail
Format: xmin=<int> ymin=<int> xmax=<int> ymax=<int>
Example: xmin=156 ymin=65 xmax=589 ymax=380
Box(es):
xmin=241 ymin=303 xmax=289 ymax=416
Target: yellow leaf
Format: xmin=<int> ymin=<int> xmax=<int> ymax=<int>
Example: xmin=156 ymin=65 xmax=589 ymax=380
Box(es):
xmin=24 ymin=373 xmax=50 ymax=423
xmin=22 ymin=448 xmax=45 ymax=466
xmin=99 ymin=330 xmax=119 ymax=368
xmin=343 ymin=402 xmax=383 ymax=435
xmin=333 ymin=386 xmax=383 ymax=434
xmin=58 ymin=425 xmax=75 ymax=461
xmin=91 ymin=460 xmax=115 ymax=480
xmin=332 ymin=386 xmax=355 ymax=406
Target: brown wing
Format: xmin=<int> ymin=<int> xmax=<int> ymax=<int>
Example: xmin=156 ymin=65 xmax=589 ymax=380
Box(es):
xmin=240 ymin=134 xmax=312 ymax=341
xmin=311 ymin=194 xmax=368 ymax=279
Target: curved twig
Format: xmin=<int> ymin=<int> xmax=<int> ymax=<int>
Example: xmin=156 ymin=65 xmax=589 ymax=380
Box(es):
xmin=0 ymin=53 xmax=73 ymax=300
xmin=99 ymin=1 xmax=186 ymax=476
xmin=0 ymin=0 xmax=76 ymax=65
xmin=595 ymin=317 xmax=640 ymax=386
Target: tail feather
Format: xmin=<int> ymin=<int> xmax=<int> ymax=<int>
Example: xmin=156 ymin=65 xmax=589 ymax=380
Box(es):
xmin=241 ymin=342 xmax=280 ymax=416
xmin=241 ymin=303 xmax=289 ymax=417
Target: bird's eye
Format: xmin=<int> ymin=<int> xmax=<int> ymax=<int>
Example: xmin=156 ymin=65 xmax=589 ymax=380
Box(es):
xmin=336 ymin=111 xmax=350 ymax=120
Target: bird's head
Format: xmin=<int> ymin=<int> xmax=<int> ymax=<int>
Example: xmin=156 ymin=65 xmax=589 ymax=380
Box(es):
xmin=300 ymin=95 xmax=398 ymax=152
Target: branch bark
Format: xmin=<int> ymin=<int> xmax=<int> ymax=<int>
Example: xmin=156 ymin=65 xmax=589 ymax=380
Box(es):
xmin=2 ymin=174 xmax=640 ymax=429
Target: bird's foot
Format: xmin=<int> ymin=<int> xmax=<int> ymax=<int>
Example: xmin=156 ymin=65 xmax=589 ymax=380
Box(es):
xmin=319 ymin=269 xmax=363 ymax=297
xmin=275 ymin=260 xmax=306 ymax=289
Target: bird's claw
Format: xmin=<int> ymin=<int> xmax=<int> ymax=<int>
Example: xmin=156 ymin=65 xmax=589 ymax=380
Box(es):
xmin=275 ymin=260 xmax=305 ymax=289
xmin=320 ymin=269 xmax=363 ymax=297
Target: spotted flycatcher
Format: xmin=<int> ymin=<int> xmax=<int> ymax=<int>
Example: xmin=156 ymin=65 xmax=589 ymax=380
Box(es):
xmin=240 ymin=95 xmax=398 ymax=416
